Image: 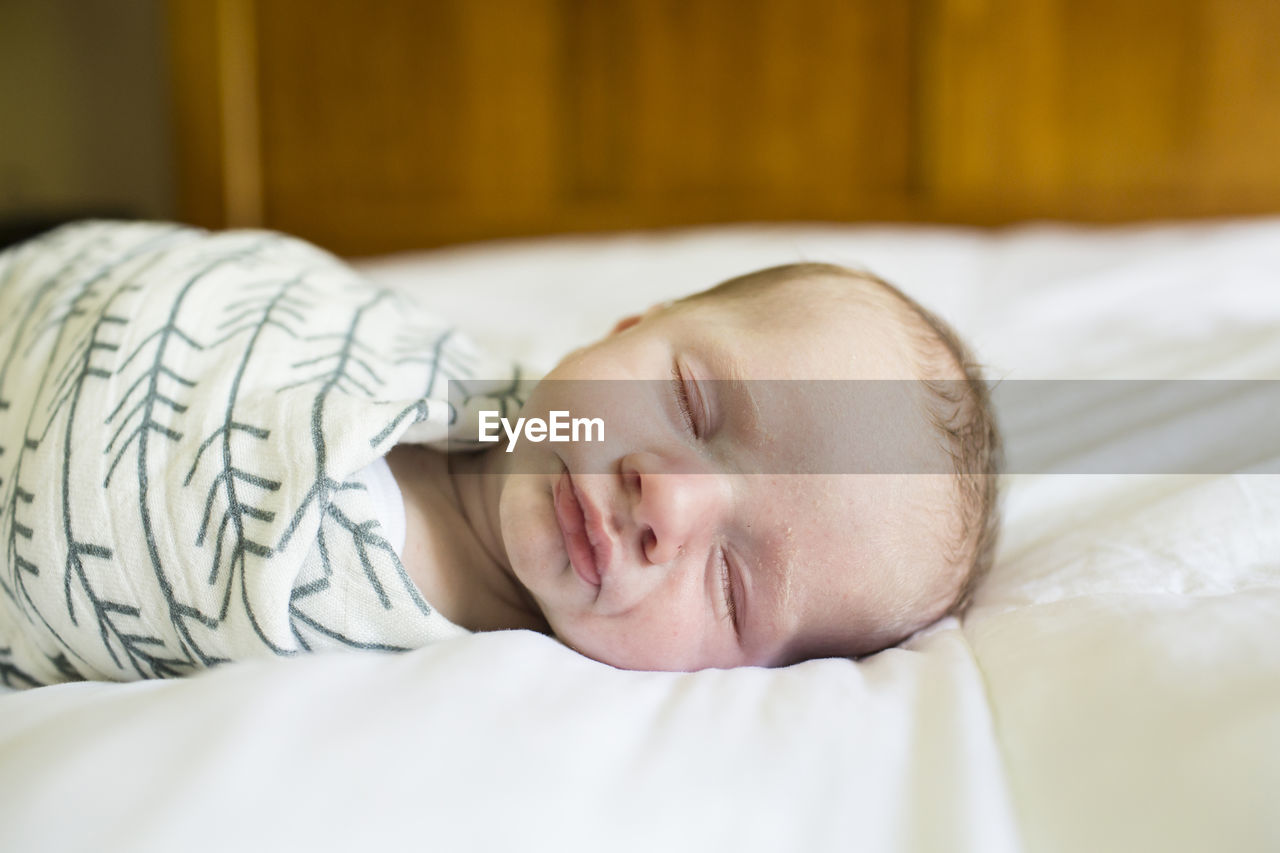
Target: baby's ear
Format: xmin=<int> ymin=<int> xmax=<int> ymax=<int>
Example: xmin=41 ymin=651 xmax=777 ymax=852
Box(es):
xmin=609 ymin=301 xmax=673 ymax=336
xmin=609 ymin=314 xmax=644 ymax=335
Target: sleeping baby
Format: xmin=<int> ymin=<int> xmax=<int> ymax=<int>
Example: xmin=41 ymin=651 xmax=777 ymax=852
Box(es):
xmin=0 ymin=222 xmax=999 ymax=685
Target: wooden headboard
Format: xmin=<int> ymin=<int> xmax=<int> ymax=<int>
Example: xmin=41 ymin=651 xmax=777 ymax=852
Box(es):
xmin=168 ymin=0 xmax=1280 ymax=256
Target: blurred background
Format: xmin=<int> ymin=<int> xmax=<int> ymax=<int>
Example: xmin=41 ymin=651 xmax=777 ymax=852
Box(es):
xmin=2 ymin=0 xmax=1279 ymax=256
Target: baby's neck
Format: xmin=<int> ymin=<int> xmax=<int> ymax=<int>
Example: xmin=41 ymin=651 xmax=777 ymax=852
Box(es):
xmin=385 ymin=445 xmax=548 ymax=633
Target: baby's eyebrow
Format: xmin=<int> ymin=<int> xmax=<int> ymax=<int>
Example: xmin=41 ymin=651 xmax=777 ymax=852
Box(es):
xmin=777 ymin=549 xmax=794 ymax=614
xmin=700 ymin=343 xmax=761 ymax=443
xmin=739 ymin=542 xmax=795 ymax=655
xmin=729 ymin=379 xmax=762 ymax=445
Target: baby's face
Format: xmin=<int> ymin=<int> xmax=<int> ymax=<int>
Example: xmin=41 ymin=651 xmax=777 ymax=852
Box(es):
xmin=495 ymin=280 xmax=959 ymax=669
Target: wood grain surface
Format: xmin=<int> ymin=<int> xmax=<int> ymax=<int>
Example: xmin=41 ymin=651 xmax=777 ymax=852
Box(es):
xmin=168 ymin=0 xmax=1280 ymax=255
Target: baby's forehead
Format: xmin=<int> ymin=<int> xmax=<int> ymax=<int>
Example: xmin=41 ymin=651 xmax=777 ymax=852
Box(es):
xmin=752 ymin=470 xmax=964 ymax=663
xmin=691 ymin=279 xmax=923 ymax=382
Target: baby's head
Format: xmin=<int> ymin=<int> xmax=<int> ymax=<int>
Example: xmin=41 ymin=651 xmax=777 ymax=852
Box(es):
xmin=495 ymin=263 xmax=1000 ymax=669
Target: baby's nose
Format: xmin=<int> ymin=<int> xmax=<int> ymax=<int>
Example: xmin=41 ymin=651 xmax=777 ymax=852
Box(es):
xmin=622 ymin=452 xmax=729 ymax=565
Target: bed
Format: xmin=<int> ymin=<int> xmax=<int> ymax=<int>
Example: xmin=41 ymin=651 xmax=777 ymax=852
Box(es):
xmin=1 ymin=217 xmax=1278 ymax=852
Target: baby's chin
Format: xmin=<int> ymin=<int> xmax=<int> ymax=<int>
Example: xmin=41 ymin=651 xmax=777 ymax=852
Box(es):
xmin=551 ymin=630 xmax=627 ymax=669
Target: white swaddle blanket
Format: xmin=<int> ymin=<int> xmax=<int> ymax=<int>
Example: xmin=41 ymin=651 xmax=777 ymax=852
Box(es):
xmin=0 ymin=222 xmax=524 ymax=686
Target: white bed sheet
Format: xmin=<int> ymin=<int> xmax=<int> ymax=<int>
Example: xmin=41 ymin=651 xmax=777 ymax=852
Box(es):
xmin=2 ymin=220 xmax=1278 ymax=853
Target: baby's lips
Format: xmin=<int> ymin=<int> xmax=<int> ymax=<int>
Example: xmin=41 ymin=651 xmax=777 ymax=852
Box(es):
xmin=554 ymin=470 xmax=602 ymax=588
xmin=573 ymin=478 xmax=615 ymax=581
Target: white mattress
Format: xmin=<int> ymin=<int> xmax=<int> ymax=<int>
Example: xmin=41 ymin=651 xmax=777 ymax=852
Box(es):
xmin=2 ymin=220 xmax=1278 ymax=853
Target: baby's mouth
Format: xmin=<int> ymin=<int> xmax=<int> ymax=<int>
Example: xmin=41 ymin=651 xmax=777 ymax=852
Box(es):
xmin=554 ymin=469 xmax=601 ymax=589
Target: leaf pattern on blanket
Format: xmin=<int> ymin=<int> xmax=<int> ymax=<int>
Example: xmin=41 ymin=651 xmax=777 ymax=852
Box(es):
xmin=0 ymin=222 xmax=524 ymax=686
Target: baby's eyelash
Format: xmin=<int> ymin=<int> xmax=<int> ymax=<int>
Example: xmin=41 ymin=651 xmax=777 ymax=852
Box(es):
xmin=718 ymin=547 xmax=738 ymax=630
xmin=671 ymin=363 xmax=698 ymax=438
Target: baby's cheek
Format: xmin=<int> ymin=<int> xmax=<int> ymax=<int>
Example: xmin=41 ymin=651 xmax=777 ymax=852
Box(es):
xmin=550 ymin=613 xmax=683 ymax=671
